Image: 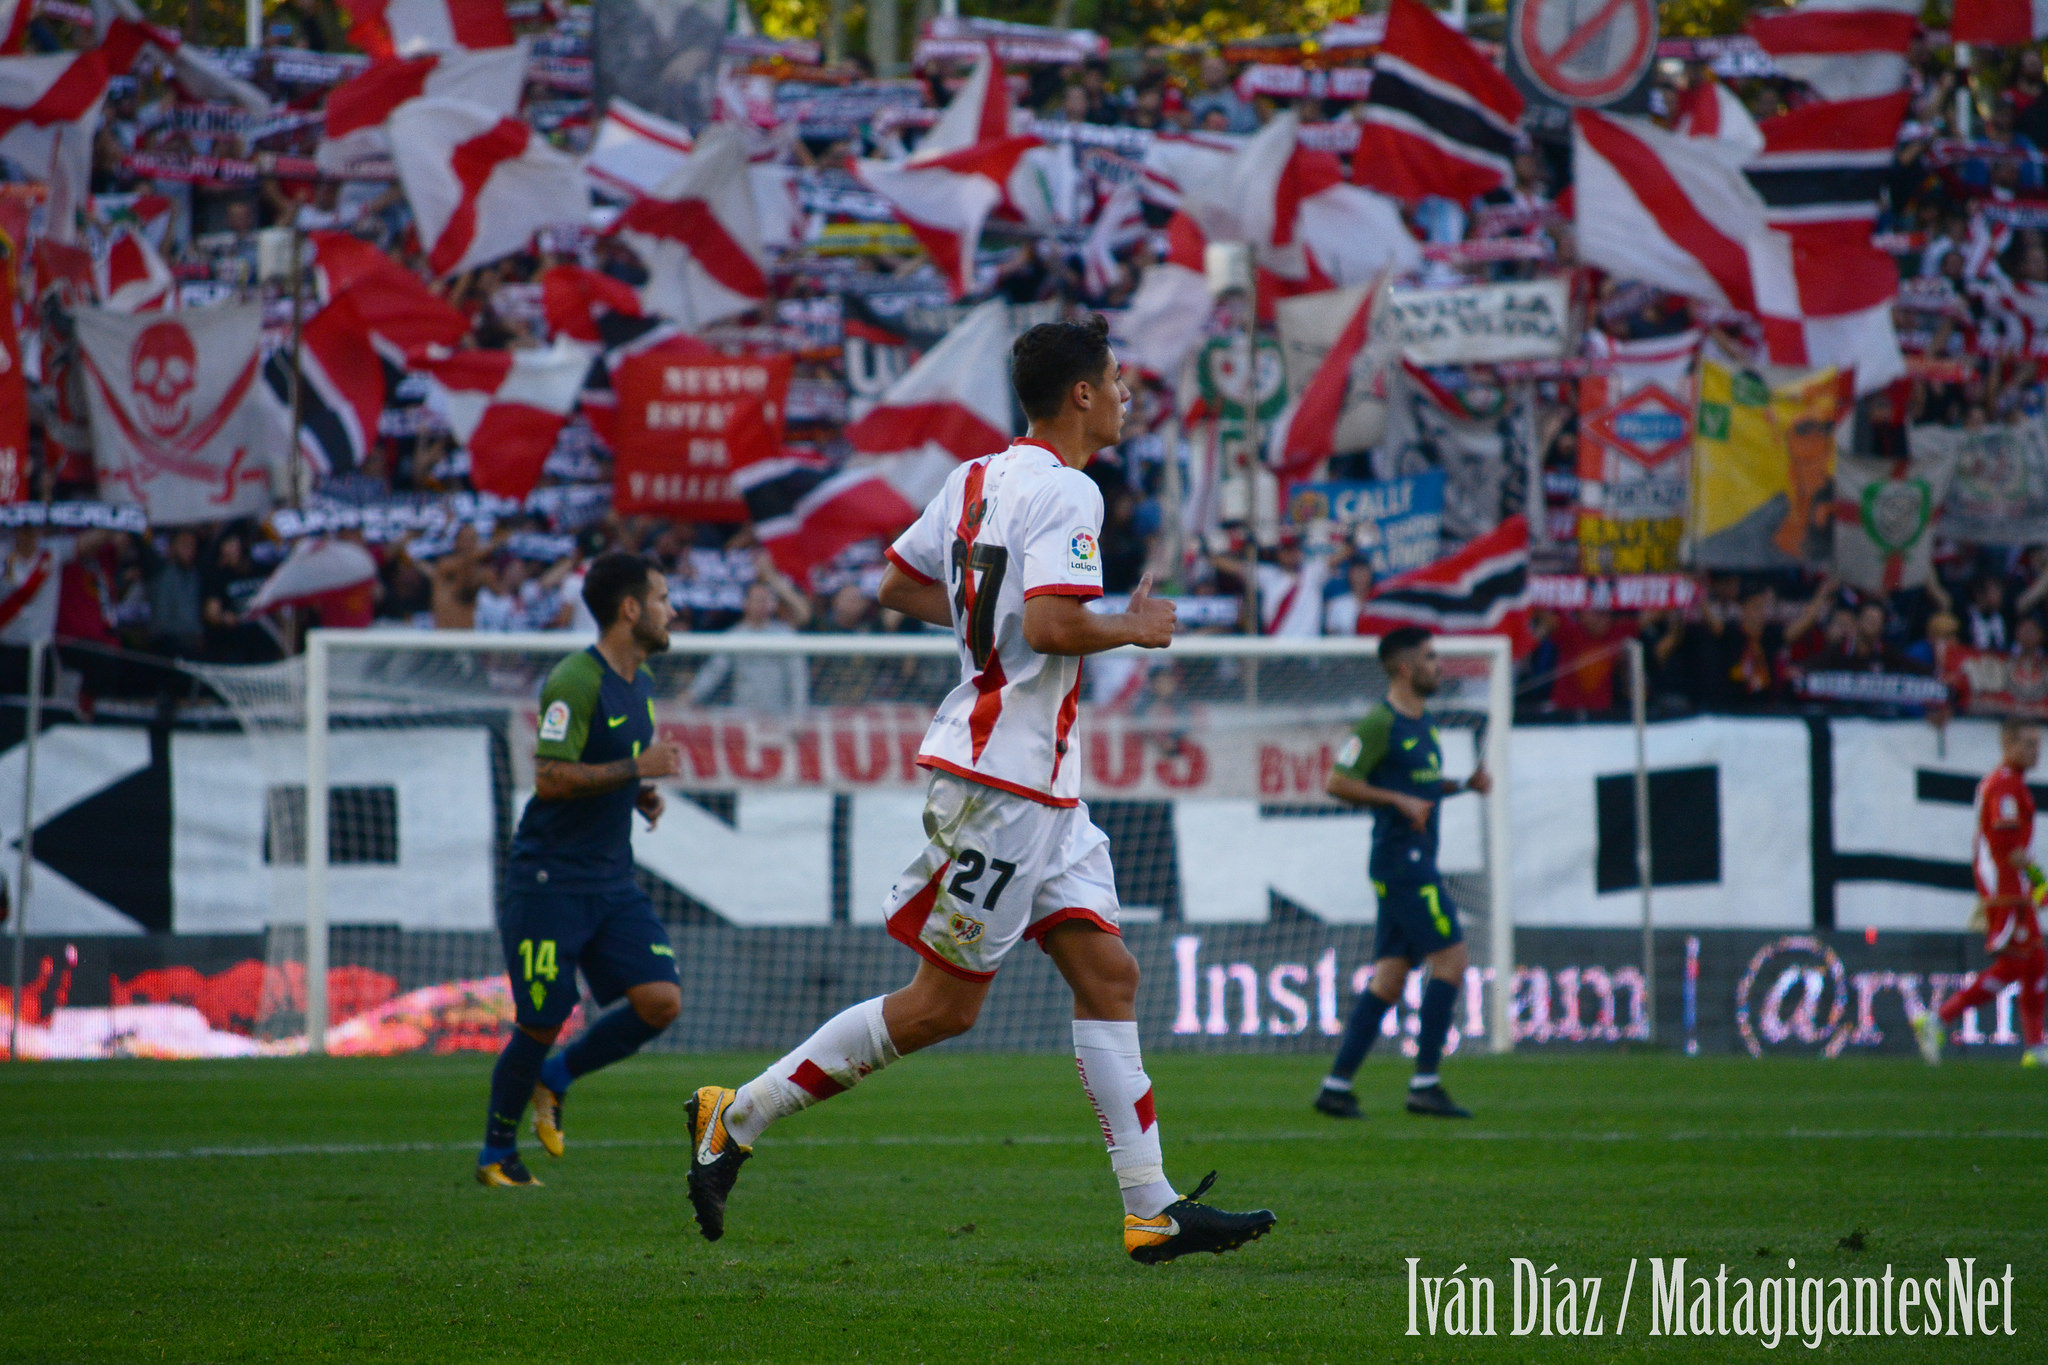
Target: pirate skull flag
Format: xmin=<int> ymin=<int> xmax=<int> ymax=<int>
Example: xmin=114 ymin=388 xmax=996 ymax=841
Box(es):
xmin=75 ymin=305 xmax=284 ymax=524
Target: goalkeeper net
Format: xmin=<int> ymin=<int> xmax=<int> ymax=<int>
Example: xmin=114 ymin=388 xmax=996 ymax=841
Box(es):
xmin=198 ymin=630 xmax=1512 ymax=1057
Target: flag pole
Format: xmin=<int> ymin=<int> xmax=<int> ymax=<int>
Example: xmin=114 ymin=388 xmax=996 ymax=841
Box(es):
xmin=9 ymin=638 xmax=42 ymax=1061
xmin=287 ymin=222 xmax=307 ymax=511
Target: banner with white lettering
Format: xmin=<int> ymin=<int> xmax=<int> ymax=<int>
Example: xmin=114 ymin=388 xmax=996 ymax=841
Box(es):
xmin=1386 ymin=277 xmax=1571 ymax=367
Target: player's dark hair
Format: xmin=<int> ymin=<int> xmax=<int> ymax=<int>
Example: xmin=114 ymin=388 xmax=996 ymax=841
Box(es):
xmin=1011 ymin=315 xmax=1113 ymax=421
xmin=583 ymin=551 xmax=658 ymax=629
xmin=2001 ymin=715 xmax=2039 ymax=742
xmin=1378 ymin=625 xmax=1433 ymax=672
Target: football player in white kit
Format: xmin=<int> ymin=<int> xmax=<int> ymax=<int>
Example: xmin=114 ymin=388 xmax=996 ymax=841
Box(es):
xmin=685 ymin=317 xmax=1277 ymax=1263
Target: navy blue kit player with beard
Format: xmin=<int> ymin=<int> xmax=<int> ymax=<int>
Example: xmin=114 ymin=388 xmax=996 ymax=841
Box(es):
xmin=1312 ymin=626 xmax=1491 ymax=1121
xmin=475 ymin=552 xmax=686 ymax=1188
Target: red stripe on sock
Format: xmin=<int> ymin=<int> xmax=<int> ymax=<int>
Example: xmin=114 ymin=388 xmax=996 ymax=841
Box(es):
xmin=789 ymin=1059 xmax=846 ymax=1099
xmin=1134 ymin=1086 xmax=1156 ymax=1133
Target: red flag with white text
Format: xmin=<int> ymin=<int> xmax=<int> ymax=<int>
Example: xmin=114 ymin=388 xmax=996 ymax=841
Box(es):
xmin=613 ymin=342 xmax=792 ymax=521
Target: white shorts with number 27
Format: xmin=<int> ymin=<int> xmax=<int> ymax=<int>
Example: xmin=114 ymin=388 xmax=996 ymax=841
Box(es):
xmin=881 ymin=773 xmax=1122 ymax=981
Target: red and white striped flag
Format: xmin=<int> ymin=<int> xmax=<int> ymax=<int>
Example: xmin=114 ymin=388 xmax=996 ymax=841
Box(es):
xmin=583 ymin=96 xmax=696 ymax=199
xmin=246 ymin=539 xmax=379 ymax=617
xmin=581 ymin=98 xmax=807 ymax=252
xmin=1357 ymin=514 xmax=1531 ymax=649
xmin=263 ymin=297 xmax=385 ymax=478
xmin=94 ymin=226 xmax=173 ymax=313
xmin=346 ymin=0 xmax=514 ymax=59
xmin=1111 ymin=262 xmax=1213 ymax=382
xmin=611 ymin=122 xmax=767 ymax=329
xmin=1745 ymin=92 xmax=1908 ymax=392
xmin=854 ymin=140 xmax=1033 ymax=298
xmin=1746 ymin=0 xmax=1918 ymax=102
xmin=0 ymin=0 xmax=28 ymax=56
xmin=1571 ymin=109 xmax=1766 ymax=313
xmin=422 ymin=338 xmax=595 ymax=500
xmin=1154 ymin=113 xmax=1420 ymax=292
xmin=1672 ymin=77 xmax=1762 ymax=160
xmin=1266 ymin=276 xmax=1390 ymax=477
xmin=319 ymin=43 xmax=526 ymax=173
xmin=1951 ymin=0 xmax=2048 ymax=46
xmin=0 ymin=30 xmax=141 ymax=241
xmin=265 ymin=235 xmax=468 ymax=477
xmin=305 ymin=230 xmax=469 ymax=363
xmin=390 ymin=98 xmax=590 ymax=277
xmin=740 ymin=298 xmax=1014 ymax=582
xmin=853 ymin=47 xmax=1044 ymax=296
xmin=539 ymin=263 xmax=641 ymax=342
xmin=912 ymin=44 xmax=1013 ymax=159
xmin=1353 ymin=0 xmax=1523 ymax=204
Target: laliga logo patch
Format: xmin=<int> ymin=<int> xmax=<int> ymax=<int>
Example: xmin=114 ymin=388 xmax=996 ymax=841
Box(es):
xmin=1067 ymin=528 xmax=1101 ymax=575
xmin=539 ymin=700 xmax=571 ymax=742
xmin=949 ymin=912 xmax=985 ymax=945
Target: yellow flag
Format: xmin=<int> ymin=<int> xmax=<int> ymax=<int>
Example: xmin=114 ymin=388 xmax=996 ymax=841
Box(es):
xmin=1690 ymin=361 xmax=1843 ymax=568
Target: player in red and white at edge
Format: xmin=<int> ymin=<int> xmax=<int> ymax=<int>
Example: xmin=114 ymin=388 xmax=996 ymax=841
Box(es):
xmin=683 ymin=317 xmax=1278 ymax=1262
xmin=1918 ymin=717 xmax=2048 ymax=1066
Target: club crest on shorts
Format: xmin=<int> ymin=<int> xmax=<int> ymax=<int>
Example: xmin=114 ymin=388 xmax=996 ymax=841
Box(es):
xmin=948 ymin=911 xmax=985 ymax=945
xmin=1068 ymin=528 xmax=1101 ymax=575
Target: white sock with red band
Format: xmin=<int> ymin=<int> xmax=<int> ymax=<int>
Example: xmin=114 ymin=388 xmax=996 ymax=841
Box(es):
xmin=726 ymin=995 xmax=899 ymax=1147
xmin=1072 ymin=1019 xmax=1177 ymax=1219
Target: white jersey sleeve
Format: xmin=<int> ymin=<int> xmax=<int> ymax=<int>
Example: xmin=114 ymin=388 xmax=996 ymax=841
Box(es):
xmin=1019 ymin=470 xmax=1105 ymax=601
xmin=885 ymin=492 xmax=951 ymax=586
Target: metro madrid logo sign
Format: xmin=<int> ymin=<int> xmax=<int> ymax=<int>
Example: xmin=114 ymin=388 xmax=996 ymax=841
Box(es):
xmin=1584 ymin=384 xmax=1690 ymax=468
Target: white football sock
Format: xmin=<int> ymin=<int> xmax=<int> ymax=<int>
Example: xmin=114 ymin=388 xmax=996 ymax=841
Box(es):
xmin=1073 ymin=1019 xmax=1177 ymax=1219
xmin=725 ymin=996 xmax=899 ymax=1147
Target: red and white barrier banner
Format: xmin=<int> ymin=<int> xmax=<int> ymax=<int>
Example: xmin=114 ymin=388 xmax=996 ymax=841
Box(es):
xmin=519 ymin=702 xmax=1404 ymax=802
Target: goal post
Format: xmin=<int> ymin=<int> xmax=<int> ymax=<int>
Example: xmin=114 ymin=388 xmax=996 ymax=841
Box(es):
xmin=299 ymin=628 xmax=1515 ymax=1055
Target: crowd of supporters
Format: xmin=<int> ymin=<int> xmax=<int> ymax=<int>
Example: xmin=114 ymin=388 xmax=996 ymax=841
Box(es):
xmin=14 ymin=9 xmax=2048 ymax=726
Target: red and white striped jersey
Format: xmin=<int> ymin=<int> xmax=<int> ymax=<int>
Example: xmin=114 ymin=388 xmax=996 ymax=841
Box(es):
xmin=885 ymin=438 xmax=1105 ymax=806
xmin=1973 ymin=763 xmax=2036 ymax=903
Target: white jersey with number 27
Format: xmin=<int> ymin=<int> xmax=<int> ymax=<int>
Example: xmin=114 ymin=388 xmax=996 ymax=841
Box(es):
xmin=884 ymin=438 xmax=1106 ymax=807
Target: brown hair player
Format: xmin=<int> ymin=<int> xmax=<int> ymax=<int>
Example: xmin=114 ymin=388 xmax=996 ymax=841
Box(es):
xmin=1918 ymin=717 xmax=2048 ymax=1067
xmin=679 ymin=317 xmax=1277 ymax=1263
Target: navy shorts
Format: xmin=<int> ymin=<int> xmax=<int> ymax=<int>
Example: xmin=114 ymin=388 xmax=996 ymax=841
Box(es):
xmin=1372 ymin=876 xmax=1462 ymax=964
xmin=499 ymin=864 xmax=680 ymax=1029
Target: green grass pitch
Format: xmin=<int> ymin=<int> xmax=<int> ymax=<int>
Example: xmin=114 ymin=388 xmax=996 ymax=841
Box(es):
xmin=1 ymin=1050 xmax=2042 ymax=1363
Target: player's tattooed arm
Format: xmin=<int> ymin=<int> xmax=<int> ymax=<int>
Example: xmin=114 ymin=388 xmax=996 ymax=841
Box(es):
xmin=1327 ymin=772 xmax=1434 ymax=831
xmin=534 ymin=742 xmax=684 ymax=801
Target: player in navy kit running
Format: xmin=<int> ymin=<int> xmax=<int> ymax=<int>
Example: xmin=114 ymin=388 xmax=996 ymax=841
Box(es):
xmin=475 ymin=552 xmax=686 ymax=1187
xmin=1313 ymin=626 xmax=1491 ymax=1120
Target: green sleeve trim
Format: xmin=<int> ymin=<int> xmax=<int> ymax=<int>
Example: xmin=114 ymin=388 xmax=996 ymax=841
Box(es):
xmin=1332 ymin=705 xmax=1393 ymax=782
xmin=535 ymin=651 xmax=603 ymax=761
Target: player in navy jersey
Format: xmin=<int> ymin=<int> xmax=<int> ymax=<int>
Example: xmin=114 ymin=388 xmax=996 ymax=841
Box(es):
xmin=1313 ymin=626 xmax=1491 ymax=1120
xmin=475 ymin=552 xmax=685 ymax=1187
